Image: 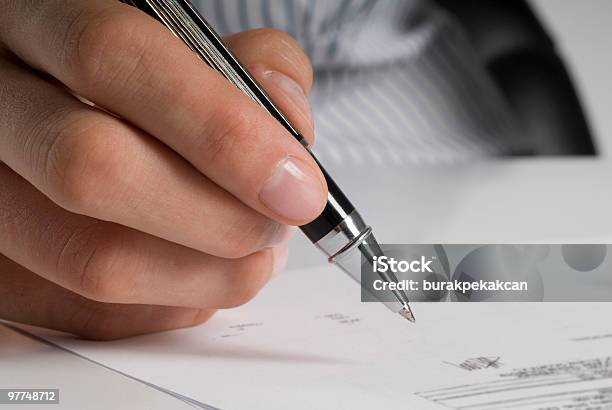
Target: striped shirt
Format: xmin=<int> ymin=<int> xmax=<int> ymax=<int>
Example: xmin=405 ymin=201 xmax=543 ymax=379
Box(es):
xmin=192 ymin=0 xmax=525 ymax=165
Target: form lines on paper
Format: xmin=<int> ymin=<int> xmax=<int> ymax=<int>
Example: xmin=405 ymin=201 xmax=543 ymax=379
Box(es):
xmin=416 ymin=357 xmax=612 ymax=410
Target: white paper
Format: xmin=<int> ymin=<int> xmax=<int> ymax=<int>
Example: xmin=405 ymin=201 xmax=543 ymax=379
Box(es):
xmin=37 ymin=265 xmax=612 ymax=410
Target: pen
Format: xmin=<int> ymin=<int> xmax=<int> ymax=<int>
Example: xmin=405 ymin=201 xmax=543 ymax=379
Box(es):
xmin=119 ymin=0 xmax=415 ymax=322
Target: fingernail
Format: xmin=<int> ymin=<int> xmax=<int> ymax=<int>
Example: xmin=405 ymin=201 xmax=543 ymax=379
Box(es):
xmin=270 ymin=244 xmax=289 ymax=279
xmin=259 ymin=156 xmax=325 ymax=222
xmin=260 ymin=69 xmax=313 ymax=128
xmin=269 ymin=225 xmax=298 ymax=247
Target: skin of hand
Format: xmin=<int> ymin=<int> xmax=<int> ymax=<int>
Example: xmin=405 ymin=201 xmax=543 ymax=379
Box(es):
xmin=0 ymin=0 xmax=327 ymax=340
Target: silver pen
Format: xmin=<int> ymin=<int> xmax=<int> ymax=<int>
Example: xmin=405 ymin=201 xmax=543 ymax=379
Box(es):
xmin=120 ymin=0 xmax=415 ymax=322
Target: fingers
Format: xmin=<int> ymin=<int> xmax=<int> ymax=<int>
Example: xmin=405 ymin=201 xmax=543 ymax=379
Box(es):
xmin=0 ymin=163 xmax=288 ymax=309
xmin=225 ymin=29 xmax=313 ymax=93
xmin=0 ymin=57 xmax=291 ymax=258
xmin=0 ymin=0 xmax=326 ymax=225
xmin=0 ymin=254 xmax=216 ymax=340
xmin=225 ymin=29 xmax=315 ymax=145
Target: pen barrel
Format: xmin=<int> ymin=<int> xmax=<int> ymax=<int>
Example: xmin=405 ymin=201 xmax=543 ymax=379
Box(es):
xmin=121 ymin=0 xmax=357 ymax=243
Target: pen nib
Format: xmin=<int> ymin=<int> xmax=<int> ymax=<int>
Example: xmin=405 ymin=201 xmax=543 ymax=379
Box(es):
xmin=399 ymin=303 xmax=416 ymax=323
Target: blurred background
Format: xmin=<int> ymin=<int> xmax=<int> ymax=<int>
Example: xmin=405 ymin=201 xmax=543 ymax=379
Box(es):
xmin=272 ymin=0 xmax=612 ymax=267
xmin=529 ymin=0 xmax=612 ymax=157
xmin=198 ymin=0 xmax=612 ymax=164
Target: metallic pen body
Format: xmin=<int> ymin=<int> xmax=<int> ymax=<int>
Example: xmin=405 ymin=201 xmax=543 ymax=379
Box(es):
xmin=120 ymin=0 xmax=414 ymax=321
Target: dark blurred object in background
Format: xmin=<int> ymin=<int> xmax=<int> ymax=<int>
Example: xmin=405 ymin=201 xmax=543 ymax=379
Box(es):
xmin=436 ymin=0 xmax=597 ymax=156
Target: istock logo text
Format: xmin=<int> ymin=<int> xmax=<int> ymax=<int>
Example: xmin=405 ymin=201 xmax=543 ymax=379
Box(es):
xmin=372 ymin=256 xmax=434 ymax=274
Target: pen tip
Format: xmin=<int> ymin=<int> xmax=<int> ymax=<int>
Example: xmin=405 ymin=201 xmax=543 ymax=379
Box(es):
xmin=399 ymin=304 xmax=416 ymax=323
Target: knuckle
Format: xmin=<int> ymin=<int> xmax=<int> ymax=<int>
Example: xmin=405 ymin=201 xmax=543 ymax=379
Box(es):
xmin=220 ymin=251 xmax=272 ymax=308
xmin=62 ymin=6 xmax=150 ymax=91
xmin=45 ymin=113 xmax=125 ymax=215
xmin=250 ymin=28 xmax=313 ymax=85
xmin=251 ymin=28 xmax=300 ymax=50
xmin=61 ymin=7 xmax=118 ymax=80
xmin=252 ymin=28 xmax=296 ymax=43
xmin=56 ymin=224 xmax=130 ymax=303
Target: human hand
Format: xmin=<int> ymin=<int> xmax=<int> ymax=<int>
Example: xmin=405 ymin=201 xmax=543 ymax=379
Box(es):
xmin=0 ymin=0 xmax=325 ymax=339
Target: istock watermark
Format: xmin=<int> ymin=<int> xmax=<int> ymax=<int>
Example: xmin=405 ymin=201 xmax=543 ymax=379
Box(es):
xmin=372 ymin=255 xmax=434 ymax=274
xmin=360 ymin=244 xmax=612 ymax=303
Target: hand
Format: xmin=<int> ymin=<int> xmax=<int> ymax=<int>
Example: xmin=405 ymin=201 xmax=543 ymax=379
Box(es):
xmin=0 ymin=0 xmax=326 ymax=339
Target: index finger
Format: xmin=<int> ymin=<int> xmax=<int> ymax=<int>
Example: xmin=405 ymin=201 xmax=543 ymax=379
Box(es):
xmin=0 ymin=0 xmax=327 ymax=225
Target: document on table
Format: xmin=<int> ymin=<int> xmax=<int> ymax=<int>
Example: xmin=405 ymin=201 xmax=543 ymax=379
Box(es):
xmin=0 ymin=325 xmax=196 ymax=410
xmin=30 ymin=265 xmax=612 ymax=410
